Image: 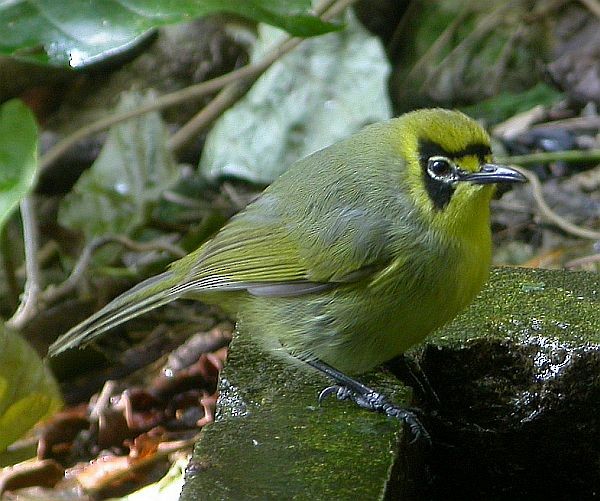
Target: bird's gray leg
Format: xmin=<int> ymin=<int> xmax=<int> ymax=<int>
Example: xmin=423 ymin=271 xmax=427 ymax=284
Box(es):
xmin=307 ymin=359 xmax=430 ymax=443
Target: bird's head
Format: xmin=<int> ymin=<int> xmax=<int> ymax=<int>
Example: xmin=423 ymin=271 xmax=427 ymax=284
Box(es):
xmin=390 ymin=108 xmax=526 ymax=237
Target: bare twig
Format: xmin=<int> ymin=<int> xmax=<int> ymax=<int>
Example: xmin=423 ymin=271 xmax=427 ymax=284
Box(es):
xmin=97 ymin=234 xmax=187 ymax=258
xmin=162 ymin=190 xmax=206 ymax=209
xmin=515 ymin=167 xmax=600 ymax=241
xmin=168 ymin=0 xmax=354 ymax=152
xmin=578 ymin=0 xmax=600 ymax=19
xmin=221 ymin=182 xmax=248 ymax=211
xmin=168 ymin=82 xmax=250 ymax=154
xmin=528 ymin=115 xmax=600 ymax=131
xmin=490 ymin=200 xmax=535 ymax=214
xmin=40 ymin=65 xmax=271 ymax=173
xmin=566 ymin=253 xmax=600 ymax=269
xmin=498 ymin=149 xmax=600 ymax=165
xmin=166 ymin=34 xmax=303 ymax=153
xmin=8 ymin=232 xmax=186 ymax=329
xmin=7 ymin=197 xmax=42 ymax=329
xmin=43 ymin=234 xmax=186 ymax=305
xmin=161 ymin=0 xmax=351 ymax=154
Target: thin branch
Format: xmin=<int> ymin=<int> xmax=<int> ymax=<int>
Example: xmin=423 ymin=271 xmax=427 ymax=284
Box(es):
xmin=43 ymin=234 xmax=186 ymax=305
xmin=40 ymin=64 xmax=269 ymax=173
xmin=515 ymin=167 xmax=600 ymax=241
xmin=578 ymin=0 xmax=600 ymax=19
xmin=167 ymin=35 xmax=303 ymax=153
xmin=528 ymin=115 xmax=600 ymax=131
xmin=168 ymin=81 xmax=250 ymax=153
xmin=498 ymin=149 xmax=600 ymax=165
xmin=168 ymin=0 xmax=355 ymax=153
xmin=221 ymin=182 xmax=248 ymax=211
xmin=565 ymin=253 xmax=600 ymax=269
xmin=8 ymin=232 xmax=185 ymax=330
xmin=7 ymin=197 xmax=42 ymax=329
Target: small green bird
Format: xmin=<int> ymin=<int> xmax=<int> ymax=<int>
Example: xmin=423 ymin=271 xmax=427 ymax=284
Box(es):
xmin=49 ymin=109 xmax=525 ymax=436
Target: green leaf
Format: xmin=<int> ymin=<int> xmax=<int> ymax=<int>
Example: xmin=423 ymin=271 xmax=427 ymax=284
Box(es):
xmin=0 ymin=0 xmax=338 ymax=67
xmin=200 ymin=10 xmax=392 ymax=184
xmin=0 ymin=99 xmax=38 ymax=232
xmin=58 ymin=91 xmax=179 ymax=240
xmin=460 ymin=83 xmax=563 ymax=124
xmin=0 ymin=326 xmax=62 ymax=454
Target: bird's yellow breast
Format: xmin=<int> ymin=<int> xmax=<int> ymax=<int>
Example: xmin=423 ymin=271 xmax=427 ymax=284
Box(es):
xmin=371 ymin=218 xmax=491 ymax=353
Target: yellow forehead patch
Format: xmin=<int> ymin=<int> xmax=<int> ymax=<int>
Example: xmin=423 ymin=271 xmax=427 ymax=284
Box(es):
xmin=455 ymin=154 xmax=491 ymax=174
xmin=404 ymin=109 xmax=490 ymax=153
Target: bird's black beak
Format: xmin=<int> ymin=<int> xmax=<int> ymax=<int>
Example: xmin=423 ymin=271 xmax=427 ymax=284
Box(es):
xmin=459 ymin=164 xmax=527 ymax=185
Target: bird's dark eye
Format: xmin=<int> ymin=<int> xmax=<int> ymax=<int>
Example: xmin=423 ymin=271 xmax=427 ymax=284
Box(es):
xmin=426 ymin=157 xmax=454 ymax=181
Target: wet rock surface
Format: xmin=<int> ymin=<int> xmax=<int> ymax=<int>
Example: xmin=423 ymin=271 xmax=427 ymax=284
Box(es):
xmin=410 ymin=267 xmax=599 ymax=499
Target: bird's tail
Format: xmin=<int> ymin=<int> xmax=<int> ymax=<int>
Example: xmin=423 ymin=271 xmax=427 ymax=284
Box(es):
xmin=48 ymin=271 xmax=183 ymax=356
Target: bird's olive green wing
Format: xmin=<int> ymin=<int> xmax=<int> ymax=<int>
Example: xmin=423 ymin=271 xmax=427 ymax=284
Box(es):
xmin=169 ymin=192 xmax=395 ymax=297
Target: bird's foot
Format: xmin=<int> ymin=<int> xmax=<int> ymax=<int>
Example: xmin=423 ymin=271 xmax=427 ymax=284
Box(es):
xmin=318 ymin=383 xmax=430 ymax=444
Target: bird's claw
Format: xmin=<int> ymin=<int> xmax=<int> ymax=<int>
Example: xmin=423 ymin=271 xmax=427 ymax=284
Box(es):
xmin=383 ymin=403 xmax=430 ymax=444
xmin=318 ymin=383 xmax=430 ymax=445
xmin=318 ymin=384 xmax=352 ymax=403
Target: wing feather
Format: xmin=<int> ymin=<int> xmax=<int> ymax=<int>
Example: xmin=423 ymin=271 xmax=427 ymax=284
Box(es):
xmin=169 ymin=182 xmax=398 ymax=292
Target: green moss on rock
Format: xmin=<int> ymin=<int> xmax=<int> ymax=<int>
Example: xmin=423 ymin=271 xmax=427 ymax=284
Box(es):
xmin=180 ymin=334 xmax=413 ymax=500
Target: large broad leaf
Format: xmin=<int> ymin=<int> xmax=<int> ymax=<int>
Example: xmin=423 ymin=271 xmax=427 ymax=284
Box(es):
xmin=0 ymin=0 xmax=338 ymax=67
xmin=0 ymin=326 xmax=63 ymax=454
xmin=200 ymin=10 xmax=392 ymax=184
xmin=58 ymin=91 xmax=178 ymax=239
xmin=0 ymin=99 xmax=38 ymax=232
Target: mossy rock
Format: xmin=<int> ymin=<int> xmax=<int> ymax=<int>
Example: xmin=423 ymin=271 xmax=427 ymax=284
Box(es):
xmin=414 ymin=267 xmax=599 ymax=499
